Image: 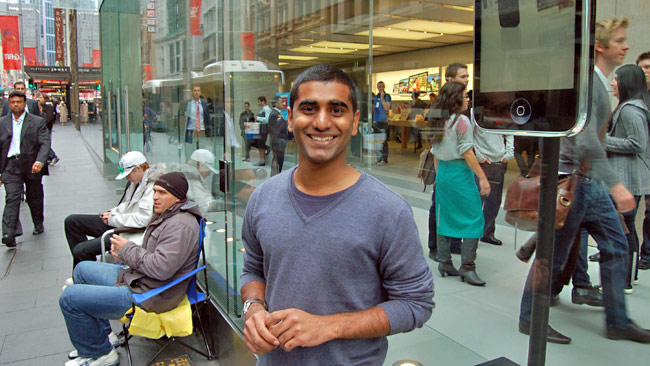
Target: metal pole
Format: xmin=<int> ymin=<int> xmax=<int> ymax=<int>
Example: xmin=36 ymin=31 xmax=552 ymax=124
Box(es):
xmin=527 ymin=136 xmax=560 ymax=366
xmin=69 ymin=9 xmax=80 ymax=130
xmin=116 ymin=87 xmax=122 ymax=156
xmin=106 ymin=84 xmax=112 ymax=150
xmin=124 ymin=85 xmax=130 ymax=151
xmin=17 ymin=0 xmax=25 ymax=82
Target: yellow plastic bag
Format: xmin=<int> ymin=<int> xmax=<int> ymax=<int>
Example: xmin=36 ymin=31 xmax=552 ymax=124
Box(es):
xmin=120 ymin=296 xmax=193 ymax=339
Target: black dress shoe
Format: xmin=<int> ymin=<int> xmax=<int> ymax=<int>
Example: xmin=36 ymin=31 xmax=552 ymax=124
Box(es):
xmin=519 ymin=322 xmax=572 ymax=344
xmin=606 ymin=321 xmax=650 ymax=343
xmin=481 ymin=236 xmax=503 ymax=246
xmin=588 ymin=252 xmax=600 ymax=262
xmin=32 ymin=225 xmax=44 ymax=235
xmin=571 ymin=286 xmax=603 ymax=307
xmin=2 ymin=234 xmax=16 ymax=248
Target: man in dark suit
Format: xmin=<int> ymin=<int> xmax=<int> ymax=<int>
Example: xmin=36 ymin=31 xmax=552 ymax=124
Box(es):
xmin=1 ymin=81 xmax=41 ymax=117
xmin=0 ymin=91 xmax=50 ymax=247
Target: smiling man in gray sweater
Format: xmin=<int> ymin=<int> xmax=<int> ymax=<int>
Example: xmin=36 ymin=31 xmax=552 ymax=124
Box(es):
xmin=240 ymin=65 xmax=435 ymax=365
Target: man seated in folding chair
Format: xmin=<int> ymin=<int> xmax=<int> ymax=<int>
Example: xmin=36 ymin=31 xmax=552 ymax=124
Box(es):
xmin=59 ymin=172 xmax=203 ymax=366
xmin=63 ymin=151 xmax=166 ymax=288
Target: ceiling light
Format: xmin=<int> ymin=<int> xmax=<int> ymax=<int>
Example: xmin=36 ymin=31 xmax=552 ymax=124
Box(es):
xmin=278 ymin=62 xmax=288 ymax=66
xmin=392 ymin=361 xmax=423 ymax=366
xmin=278 ymin=55 xmax=317 ymax=60
xmin=216 ymin=228 xmax=226 ymax=233
xmin=290 ymin=41 xmax=379 ymax=54
xmin=227 ymin=237 xmax=234 ymax=242
xmin=357 ymin=20 xmax=472 ymax=40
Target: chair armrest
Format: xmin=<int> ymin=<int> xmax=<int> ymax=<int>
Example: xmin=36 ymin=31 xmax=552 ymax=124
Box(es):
xmin=132 ymin=266 xmax=206 ymax=305
xmin=113 ymin=227 xmax=145 ymax=235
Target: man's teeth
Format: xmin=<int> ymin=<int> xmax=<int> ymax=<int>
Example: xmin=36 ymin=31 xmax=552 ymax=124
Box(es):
xmin=312 ymin=136 xmax=333 ymax=142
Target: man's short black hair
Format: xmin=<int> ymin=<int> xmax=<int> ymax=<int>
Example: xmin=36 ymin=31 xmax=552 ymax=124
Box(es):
xmin=637 ymin=52 xmax=650 ymax=65
xmin=13 ymin=81 xmax=25 ymax=88
xmin=9 ymin=91 xmax=26 ymax=102
xmin=244 ymin=102 xmax=250 ymax=106
xmin=257 ymin=96 xmax=266 ymax=103
xmin=289 ymin=64 xmax=357 ymax=113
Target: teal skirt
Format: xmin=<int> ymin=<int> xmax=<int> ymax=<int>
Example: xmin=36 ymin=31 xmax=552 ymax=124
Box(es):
xmin=435 ymin=159 xmax=484 ymax=238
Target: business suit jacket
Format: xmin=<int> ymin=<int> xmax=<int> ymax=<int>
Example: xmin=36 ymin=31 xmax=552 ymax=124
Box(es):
xmin=184 ymin=99 xmax=213 ymax=137
xmin=1 ymin=99 xmax=41 ymax=118
xmin=0 ymin=112 xmax=51 ymax=179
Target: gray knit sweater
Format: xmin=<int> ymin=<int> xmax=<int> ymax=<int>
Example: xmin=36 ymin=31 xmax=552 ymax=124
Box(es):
xmin=605 ymin=99 xmax=650 ymax=195
xmin=241 ymin=167 xmax=435 ymax=366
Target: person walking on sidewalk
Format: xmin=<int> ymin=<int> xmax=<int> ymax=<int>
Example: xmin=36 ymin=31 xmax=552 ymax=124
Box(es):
xmin=518 ymin=17 xmax=650 ymax=345
xmin=0 ymin=91 xmax=50 ymax=248
xmin=59 ymin=172 xmax=202 ymax=366
xmin=240 ymin=65 xmax=434 ymax=365
xmin=63 ymin=151 xmax=165 ymax=277
xmin=1 ymin=81 xmax=41 ymax=117
xmin=38 ymin=94 xmax=59 ymax=166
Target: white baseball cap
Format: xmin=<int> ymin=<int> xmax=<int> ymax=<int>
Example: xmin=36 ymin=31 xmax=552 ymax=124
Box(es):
xmin=189 ymin=149 xmax=218 ymax=174
xmin=116 ymin=151 xmax=147 ymax=179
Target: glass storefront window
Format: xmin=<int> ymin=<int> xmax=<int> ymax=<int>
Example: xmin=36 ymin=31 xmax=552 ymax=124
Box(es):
xmin=95 ymin=1 xmax=650 ymax=364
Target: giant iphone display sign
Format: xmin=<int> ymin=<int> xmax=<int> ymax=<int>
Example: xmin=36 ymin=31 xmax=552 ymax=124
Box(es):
xmin=474 ymin=0 xmax=595 ymax=136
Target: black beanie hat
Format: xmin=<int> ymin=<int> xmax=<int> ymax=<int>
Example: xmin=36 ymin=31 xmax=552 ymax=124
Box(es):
xmin=154 ymin=172 xmax=189 ymax=200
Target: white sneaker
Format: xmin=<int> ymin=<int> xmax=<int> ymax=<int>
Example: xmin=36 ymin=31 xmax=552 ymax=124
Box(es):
xmin=68 ymin=333 xmax=121 ymax=359
xmin=65 ymin=349 xmax=119 ymax=366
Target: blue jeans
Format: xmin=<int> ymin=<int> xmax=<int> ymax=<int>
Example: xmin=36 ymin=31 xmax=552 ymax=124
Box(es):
xmin=551 ymin=229 xmax=592 ymax=295
xmin=519 ymin=178 xmax=629 ymax=329
xmin=59 ymin=262 xmax=133 ymax=358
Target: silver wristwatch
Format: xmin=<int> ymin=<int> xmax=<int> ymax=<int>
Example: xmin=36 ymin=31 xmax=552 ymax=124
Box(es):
xmin=242 ymin=298 xmax=267 ymax=318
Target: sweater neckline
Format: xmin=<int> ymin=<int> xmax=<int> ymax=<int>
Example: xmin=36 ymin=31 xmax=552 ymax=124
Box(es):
xmin=285 ymin=166 xmax=365 ymax=223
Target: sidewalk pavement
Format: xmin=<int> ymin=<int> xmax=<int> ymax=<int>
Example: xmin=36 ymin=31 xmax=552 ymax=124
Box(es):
xmin=0 ymin=124 xmax=220 ymax=365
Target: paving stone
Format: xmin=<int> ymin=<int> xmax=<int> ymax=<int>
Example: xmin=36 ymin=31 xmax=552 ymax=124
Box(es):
xmin=0 ymin=326 xmax=72 ymax=364
xmin=0 ymin=305 xmax=64 ymax=336
xmin=0 ymin=288 xmax=37 ymax=312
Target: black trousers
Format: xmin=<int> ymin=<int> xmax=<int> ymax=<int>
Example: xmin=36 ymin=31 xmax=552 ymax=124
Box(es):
xmin=64 ymin=214 xmax=113 ymax=270
xmin=2 ymin=160 xmax=44 ymax=237
xmin=479 ymin=162 xmax=507 ymax=237
xmin=271 ymin=140 xmax=287 ymax=177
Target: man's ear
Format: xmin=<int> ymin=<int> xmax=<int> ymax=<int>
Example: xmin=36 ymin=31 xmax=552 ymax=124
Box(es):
xmin=351 ymin=110 xmax=360 ymax=136
xmin=287 ymin=108 xmax=294 ymax=133
xmin=595 ymin=40 xmax=605 ymax=54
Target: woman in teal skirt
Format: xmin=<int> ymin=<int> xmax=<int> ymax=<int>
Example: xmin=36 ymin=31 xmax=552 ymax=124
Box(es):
xmin=430 ymin=81 xmax=490 ymax=286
